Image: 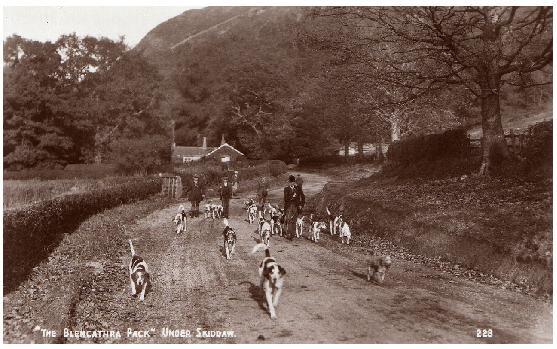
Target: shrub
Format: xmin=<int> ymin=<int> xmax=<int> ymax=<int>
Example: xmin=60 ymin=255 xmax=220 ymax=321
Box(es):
xmin=387 ymin=128 xmax=470 ymax=165
xmin=523 ymin=120 xmax=552 ymax=168
xmin=268 ymin=160 xmax=288 ymax=177
xmin=3 ymin=177 xmax=136 ymax=210
xmin=300 ymin=154 xmax=376 ymax=166
xmin=4 ymin=164 xmax=119 ymax=180
xmin=3 ymin=178 xmax=162 ymax=281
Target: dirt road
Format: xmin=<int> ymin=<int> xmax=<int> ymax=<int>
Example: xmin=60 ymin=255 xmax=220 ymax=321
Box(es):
xmin=38 ymin=172 xmax=552 ymax=344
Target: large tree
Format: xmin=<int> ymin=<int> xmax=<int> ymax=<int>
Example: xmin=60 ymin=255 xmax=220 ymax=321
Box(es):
xmin=3 ymin=34 xmax=168 ymax=171
xmin=315 ymin=6 xmax=552 ymax=174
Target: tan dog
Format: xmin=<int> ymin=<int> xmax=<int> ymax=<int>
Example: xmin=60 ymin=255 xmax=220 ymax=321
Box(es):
xmin=252 ymin=243 xmax=286 ymax=320
xmin=367 ymin=255 xmax=392 ymax=284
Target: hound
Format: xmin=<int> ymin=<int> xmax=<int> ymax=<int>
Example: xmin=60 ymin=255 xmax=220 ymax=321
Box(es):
xmin=128 ymin=240 xmax=150 ymax=302
xmin=222 ymin=218 xmax=237 ymax=260
xmin=310 ymin=221 xmax=327 ymax=242
xmin=296 ymin=216 xmax=306 ymax=238
xmin=215 ymin=204 xmax=224 ymax=218
xmin=367 ymin=255 xmax=392 ymax=284
xmin=247 ymin=204 xmax=258 ymax=224
xmin=326 ymin=206 xmax=335 ymax=235
xmin=339 ymin=221 xmax=351 ymax=244
xmin=333 ymin=214 xmax=343 ymax=235
xmin=173 ymin=205 xmax=187 ymax=234
xmin=244 ymin=198 xmax=255 ymax=209
xmin=258 ymin=217 xmax=272 ymax=247
xmin=204 ymin=203 xmax=213 ymax=219
xmin=270 ymin=208 xmax=284 ymax=237
xmin=252 ymin=243 xmax=287 ymax=320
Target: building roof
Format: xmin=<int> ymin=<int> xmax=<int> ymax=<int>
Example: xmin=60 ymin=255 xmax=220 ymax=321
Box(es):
xmin=173 ymin=146 xmax=216 ymax=158
xmin=205 ymin=143 xmax=245 ymax=157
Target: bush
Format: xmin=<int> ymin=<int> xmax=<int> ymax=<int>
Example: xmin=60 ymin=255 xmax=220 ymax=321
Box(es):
xmin=387 ymin=128 xmax=470 ymax=165
xmin=3 ymin=178 xmax=162 ymax=282
xmin=523 ymin=120 xmax=552 ymax=168
xmin=268 ymin=160 xmax=288 ymax=177
xmin=4 ymin=166 xmax=120 ymax=180
xmin=300 ymin=154 xmax=376 ymax=166
xmin=381 ymin=156 xmax=481 ymax=179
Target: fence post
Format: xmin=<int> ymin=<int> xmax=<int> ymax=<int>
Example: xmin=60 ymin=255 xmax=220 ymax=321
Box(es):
xmin=509 ymin=129 xmax=515 ymax=155
xmin=175 ymin=176 xmax=182 ymax=198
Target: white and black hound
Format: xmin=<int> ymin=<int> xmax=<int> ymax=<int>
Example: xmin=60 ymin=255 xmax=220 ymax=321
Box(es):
xmin=258 ymin=217 xmax=272 ymax=247
xmin=339 ymin=220 xmax=352 ymax=244
xmin=310 ymin=221 xmax=327 ymax=242
xmin=252 ymin=243 xmax=286 ymax=320
xmin=223 ymin=218 xmax=237 ymax=260
xmin=128 ymin=239 xmax=150 ymax=302
xmin=173 ymin=205 xmax=187 ymax=234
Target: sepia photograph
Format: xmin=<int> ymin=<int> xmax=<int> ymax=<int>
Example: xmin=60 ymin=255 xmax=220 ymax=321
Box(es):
xmin=2 ymin=1 xmax=553 ymax=345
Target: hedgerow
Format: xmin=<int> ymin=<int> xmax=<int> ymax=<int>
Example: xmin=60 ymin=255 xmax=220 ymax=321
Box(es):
xmin=387 ymin=128 xmax=470 ymax=165
xmin=523 ymin=120 xmax=552 ymax=168
xmin=176 ymin=160 xmax=287 ymax=194
xmin=3 ymin=178 xmax=162 ymax=276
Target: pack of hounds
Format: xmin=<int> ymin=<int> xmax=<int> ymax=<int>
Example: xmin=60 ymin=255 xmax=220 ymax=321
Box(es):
xmin=128 ymin=198 xmax=392 ymax=320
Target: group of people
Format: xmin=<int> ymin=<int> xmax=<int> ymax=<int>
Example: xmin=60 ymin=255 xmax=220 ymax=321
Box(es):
xmin=257 ymin=174 xmax=305 ymax=240
xmin=187 ymin=172 xmax=306 ymax=240
xmin=186 ymin=175 xmax=233 ymax=219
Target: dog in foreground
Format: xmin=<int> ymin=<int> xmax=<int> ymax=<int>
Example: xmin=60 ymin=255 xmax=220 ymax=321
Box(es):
xmin=252 ymin=243 xmax=286 ymax=319
xmin=128 ymin=239 xmax=150 ymax=301
xmin=367 ymin=255 xmax=392 ymax=284
xmin=223 ymin=218 xmax=237 ymax=260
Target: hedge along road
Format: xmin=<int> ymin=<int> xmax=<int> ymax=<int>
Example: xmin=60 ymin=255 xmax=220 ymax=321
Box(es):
xmin=61 ymin=172 xmax=552 ymax=344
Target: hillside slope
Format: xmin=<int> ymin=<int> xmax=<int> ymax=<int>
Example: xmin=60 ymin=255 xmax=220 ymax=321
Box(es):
xmin=135 ymin=7 xmax=253 ymax=76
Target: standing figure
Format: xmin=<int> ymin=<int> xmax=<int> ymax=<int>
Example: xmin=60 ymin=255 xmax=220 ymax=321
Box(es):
xmin=232 ymin=171 xmax=239 ymax=197
xmin=219 ymin=177 xmax=233 ymax=219
xmin=257 ymin=177 xmax=269 ymax=217
xmin=187 ymin=175 xmax=205 ymax=218
xmin=283 ymin=175 xmax=305 ymax=240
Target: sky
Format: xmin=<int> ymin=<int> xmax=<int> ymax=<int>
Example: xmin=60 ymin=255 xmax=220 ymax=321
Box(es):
xmin=3 ymin=7 xmax=198 ymax=48
xmin=3 ymin=1 xmax=551 ymax=47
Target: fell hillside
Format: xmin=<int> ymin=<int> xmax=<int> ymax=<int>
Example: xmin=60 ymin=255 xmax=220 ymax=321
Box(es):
xmin=134 ymin=6 xmax=322 ymax=156
xmin=135 ymin=7 xmax=304 ymax=79
xmin=135 ymin=7 xmax=254 ymax=76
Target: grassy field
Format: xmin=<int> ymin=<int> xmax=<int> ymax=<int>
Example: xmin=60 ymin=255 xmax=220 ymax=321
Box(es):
xmin=3 ymin=177 xmax=137 ymax=210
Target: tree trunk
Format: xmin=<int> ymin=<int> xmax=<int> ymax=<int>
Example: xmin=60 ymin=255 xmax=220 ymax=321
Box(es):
xmin=376 ymin=138 xmax=385 ymax=162
xmin=357 ymin=142 xmax=364 ymax=158
xmin=344 ymin=141 xmax=350 ymax=157
xmin=390 ymin=114 xmax=401 ymax=142
xmin=478 ymin=81 xmax=509 ymax=175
